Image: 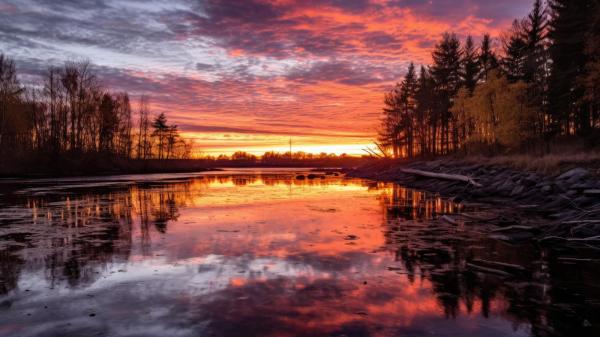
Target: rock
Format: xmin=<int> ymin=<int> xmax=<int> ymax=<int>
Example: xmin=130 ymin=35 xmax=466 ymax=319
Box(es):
xmin=554 ymin=180 xmax=569 ymax=192
xmin=573 ymin=196 xmax=596 ymax=207
xmin=307 ymin=174 xmax=319 ymax=179
xmin=295 ymin=175 xmax=306 ymax=180
xmin=541 ymin=185 xmax=553 ymax=193
xmin=557 ymin=168 xmax=588 ymax=181
xmin=566 ymin=189 xmax=579 ymax=197
xmin=498 ymin=179 xmax=515 ymax=193
xmin=571 ymin=182 xmax=595 ymax=191
xmin=511 ymin=185 xmax=525 ymax=196
xmin=344 ymin=235 xmax=358 ymax=240
xmin=521 ymin=176 xmax=537 ymax=187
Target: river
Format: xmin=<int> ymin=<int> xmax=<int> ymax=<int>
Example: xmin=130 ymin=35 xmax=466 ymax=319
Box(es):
xmin=0 ymin=169 xmax=598 ymax=337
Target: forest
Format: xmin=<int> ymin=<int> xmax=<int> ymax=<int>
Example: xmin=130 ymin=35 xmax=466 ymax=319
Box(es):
xmin=377 ymin=0 xmax=600 ymax=158
xmin=0 ymin=58 xmax=193 ymax=174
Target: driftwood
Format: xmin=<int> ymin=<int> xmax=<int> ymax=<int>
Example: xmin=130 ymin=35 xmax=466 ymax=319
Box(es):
xmin=539 ymin=235 xmax=600 ymax=242
xmin=400 ymin=168 xmax=483 ymax=187
xmin=466 ymin=263 xmax=511 ymax=276
xmin=471 ymin=259 xmax=527 ymax=272
xmin=492 ymin=225 xmax=534 ymax=232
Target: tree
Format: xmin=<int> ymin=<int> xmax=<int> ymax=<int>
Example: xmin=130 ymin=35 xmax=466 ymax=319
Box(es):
xmin=581 ymin=3 xmax=600 ymax=129
xmin=523 ymin=0 xmax=550 ymax=138
xmin=165 ymin=124 xmax=179 ymax=159
xmin=523 ymin=0 xmax=548 ymax=84
xmin=415 ymin=65 xmax=435 ymax=155
xmin=379 ymin=63 xmax=418 ymax=158
xmin=0 ymin=54 xmax=193 ymax=174
xmin=137 ymin=95 xmax=150 ymax=159
xmin=430 ymin=33 xmax=462 ymax=153
xmin=451 ymin=70 xmax=536 ymax=150
xmin=0 ymin=54 xmax=24 ymax=152
xmin=152 ymin=112 xmax=169 ymax=159
xmin=502 ymin=20 xmax=528 ymax=82
xmin=43 ymin=66 xmax=65 ymax=153
xmin=478 ymin=34 xmax=498 ymax=81
xmin=548 ymin=0 xmax=597 ymax=135
xmin=379 ymin=81 xmax=403 ymax=158
xmin=399 ymin=62 xmax=418 ymax=157
xmin=231 ymin=151 xmax=257 ymax=162
xmin=461 ymin=36 xmax=480 ymax=93
xmin=115 ymin=93 xmax=132 ymax=157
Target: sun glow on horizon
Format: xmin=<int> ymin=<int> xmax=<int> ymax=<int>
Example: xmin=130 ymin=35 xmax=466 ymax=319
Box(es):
xmin=193 ymin=142 xmax=373 ymax=157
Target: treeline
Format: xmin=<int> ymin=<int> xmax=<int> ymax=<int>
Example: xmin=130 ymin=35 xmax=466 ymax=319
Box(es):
xmin=0 ymin=56 xmax=193 ymax=170
xmin=195 ymin=151 xmax=368 ymax=167
xmin=379 ymin=0 xmax=600 ymax=158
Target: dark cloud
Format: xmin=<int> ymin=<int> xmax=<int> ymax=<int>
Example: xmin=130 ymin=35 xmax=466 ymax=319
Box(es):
xmin=388 ymin=0 xmax=531 ymax=23
xmin=164 ymin=0 xmax=364 ymax=58
xmin=195 ymin=62 xmax=216 ymax=71
xmin=179 ymin=123 xmax=366 ymax=138
xmin=0 ymin=0 xmax=177 ymax=57
xmin=286 ymin=60 xmax=399 ymax=85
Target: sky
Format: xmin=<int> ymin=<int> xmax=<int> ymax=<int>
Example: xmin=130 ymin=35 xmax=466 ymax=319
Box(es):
xmin=0 ymin=0 xmax=533 ymax=156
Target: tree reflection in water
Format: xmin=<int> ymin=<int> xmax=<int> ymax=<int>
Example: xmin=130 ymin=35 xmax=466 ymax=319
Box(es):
xmin=0 ymin=172 xmax=598 ymax=337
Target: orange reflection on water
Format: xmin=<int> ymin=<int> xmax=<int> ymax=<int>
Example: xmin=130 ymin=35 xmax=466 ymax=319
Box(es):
xmin=0 ymin=170 xmax=579 ymax=337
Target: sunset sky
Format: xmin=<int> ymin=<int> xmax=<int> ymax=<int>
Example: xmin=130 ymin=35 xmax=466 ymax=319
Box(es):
xmin=0 ymin=0 xmax=532 ymax=156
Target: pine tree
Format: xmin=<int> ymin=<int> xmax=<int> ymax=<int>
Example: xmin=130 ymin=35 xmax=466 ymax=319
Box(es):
xmin=431 ymin=33 xmax=462 ymax=153
xmin=523 ymin=0 xmax=548 ymax=84
xmin=478 ymin=34 xmax=498 ymax=81
xmin=379 ymin=82 xmax=403 ymax=158
xmin=415 ymin=66 xmax=434 ymax=155
xmin=399 ymin=63 xmax=418 ymax=157
xmin=523 ymin=0 xmax=550 ymax=138
xmin=152 ymin=112 xmax=169 ymax=159
xmin=461 ymin=36 xmax=480 ymax=92
xmin=502 ymin=19 xmax=528 ymax=82
xmin=378 ymin=63 xmax=420 ymax=158
xmin=581 ymin=2 xmax=600 ymax=130
xmin=548 ymin=0 xmax=596 ymax=135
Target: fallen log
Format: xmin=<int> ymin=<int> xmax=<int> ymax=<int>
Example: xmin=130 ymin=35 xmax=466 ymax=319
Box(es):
xmin=400 ymin=168 xmax=483 ymax=187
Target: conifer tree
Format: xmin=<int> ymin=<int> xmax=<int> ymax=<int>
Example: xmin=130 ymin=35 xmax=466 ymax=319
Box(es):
xmin=502 ymin=20 xmax=528 ymax=82
xmin=478 ymin=34 xmax=498 ymax=81
xmin=461 ymin=36 xmax=480 ymax=93
xmin=548 ymin=0 xmax=596 ymax=135
xmin=431 ymin=33 xmax=462 ymax=153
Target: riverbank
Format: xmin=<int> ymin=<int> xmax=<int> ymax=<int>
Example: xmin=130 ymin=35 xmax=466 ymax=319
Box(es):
xmin=0 ymin=156 xmax=216 ymax=178
xmin=349 ymin=158 xmax=600 ymax=247
xmin=0 ymin=153 xmax=370 ymax=178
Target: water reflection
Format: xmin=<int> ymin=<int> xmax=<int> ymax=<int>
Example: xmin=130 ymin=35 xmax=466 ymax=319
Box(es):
xmin=0 ymin=171 xmax=598 ymax=337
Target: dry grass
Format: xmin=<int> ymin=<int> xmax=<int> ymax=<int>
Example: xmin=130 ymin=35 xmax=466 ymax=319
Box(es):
xmin=464 ymin=151 xmax=600 ymax=175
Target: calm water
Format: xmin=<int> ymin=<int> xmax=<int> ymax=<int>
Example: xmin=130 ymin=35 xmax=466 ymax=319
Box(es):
xmin=0 ymin=169 xmax=599 ymax=337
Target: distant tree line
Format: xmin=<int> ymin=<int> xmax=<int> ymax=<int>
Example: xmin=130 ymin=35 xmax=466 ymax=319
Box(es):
xmin=194 ymin=151 xmax=366 ymax=167
xmin=0 ymin=57 xmax=193 ymax=168
xmin=378 ymin=0 xmax=600 ymax=158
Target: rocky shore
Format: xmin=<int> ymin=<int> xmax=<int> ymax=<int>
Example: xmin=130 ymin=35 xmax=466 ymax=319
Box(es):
xmin=349 ymin=159 xmax=600 ymax=247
